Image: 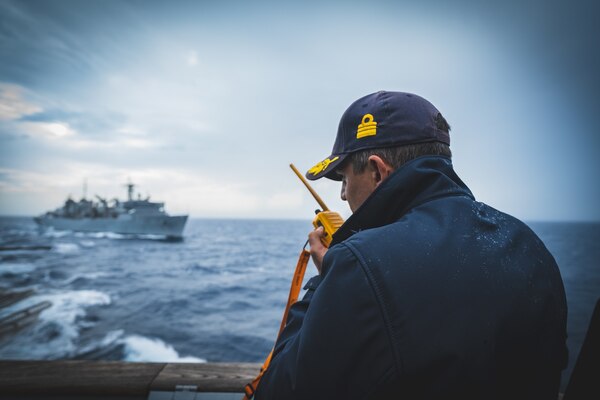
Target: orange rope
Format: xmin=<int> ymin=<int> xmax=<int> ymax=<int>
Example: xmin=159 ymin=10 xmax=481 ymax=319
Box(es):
xmin=243 ymin=249 xmax=311 ymax=399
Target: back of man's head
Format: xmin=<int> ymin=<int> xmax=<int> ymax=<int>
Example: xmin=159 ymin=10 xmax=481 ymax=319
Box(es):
xmin=305 ymin=91 xmax=451 ymax=181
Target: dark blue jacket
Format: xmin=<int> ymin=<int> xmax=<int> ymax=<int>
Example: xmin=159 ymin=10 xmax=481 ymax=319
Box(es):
xmin=256 ymin=156 xmax=568 ymax=400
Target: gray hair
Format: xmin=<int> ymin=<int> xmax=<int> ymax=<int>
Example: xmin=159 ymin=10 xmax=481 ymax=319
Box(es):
xmin=347 ymin=142 xmax=452 ymax=174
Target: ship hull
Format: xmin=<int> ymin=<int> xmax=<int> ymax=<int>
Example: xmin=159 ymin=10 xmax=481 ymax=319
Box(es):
xmin=34 ymin=214 xmax=188 ymax=238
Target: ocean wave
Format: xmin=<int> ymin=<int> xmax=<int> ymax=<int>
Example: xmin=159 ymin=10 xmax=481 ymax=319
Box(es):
xmin=43 ymin=229 xmax=72 ymax=238
xmin=72 ymin=330 xmax=207 ymax=362
xmin=74 ymin=231 xmax=167 ymax=241
xmin=107 ymin=233 xmax=168 ymax=240
xmin=75 ymin=329 xmax=126 ymax=358
xmin=0 ymin=289 xmax=112 ymax=358
xmin=88 ymin=232 xmax=127 ymax=239
xmin=78 ymin=240 xmax=96 ymax=248
xmin=53 ymin=243 xmax=80 ymax=254
xmin=185 ymin=262 xmax=223 ymax=274
xmin=62 ymin=272 xmax=108 ymax=285
xmin=73 ymin=231 xmax=126 ymax=239
xmin=37 ymin=290 xmax=111 ymax=340
xmin=132 ymin=234 xmax=167 ymax=240
xmin=0 ymin=262 xmax=36 ymax=274
xmin=123 ymin=334 xmax=206 ymax=363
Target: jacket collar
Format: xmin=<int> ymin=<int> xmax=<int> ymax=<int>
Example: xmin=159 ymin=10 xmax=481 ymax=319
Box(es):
xmin=331 ymin=155 xmax=474 ymax=245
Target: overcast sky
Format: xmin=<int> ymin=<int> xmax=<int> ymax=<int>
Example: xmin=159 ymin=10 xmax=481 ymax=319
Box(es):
xmin=0 ymin=0 xmax=598 ymax=221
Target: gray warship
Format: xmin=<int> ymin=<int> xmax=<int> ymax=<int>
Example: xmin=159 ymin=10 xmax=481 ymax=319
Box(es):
xmin=34 ymin=183 xmax=188 ymax=238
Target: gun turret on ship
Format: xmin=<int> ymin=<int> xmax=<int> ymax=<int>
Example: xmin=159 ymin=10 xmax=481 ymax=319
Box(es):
xmin=34 ymin=183 xmax=188 ymax=238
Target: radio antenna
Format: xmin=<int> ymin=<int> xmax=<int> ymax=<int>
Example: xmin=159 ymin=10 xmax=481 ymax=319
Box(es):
xmin=289 ymin=163 xmax=329 ymax=211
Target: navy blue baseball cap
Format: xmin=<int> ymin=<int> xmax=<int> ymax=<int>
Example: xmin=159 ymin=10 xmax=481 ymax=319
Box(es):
xmin=305 ymin=91 xmax=450 ymax=181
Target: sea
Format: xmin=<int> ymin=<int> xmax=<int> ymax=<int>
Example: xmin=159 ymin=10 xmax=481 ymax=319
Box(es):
xmin=0 ymin=217 xmax=598 ymax=392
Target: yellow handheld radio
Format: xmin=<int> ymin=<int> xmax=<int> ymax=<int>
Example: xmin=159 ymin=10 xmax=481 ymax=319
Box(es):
xmin=290 ymin=163 xmax=344 ymax=247
xmin=243 ymin=165 xmax=345 ymax=399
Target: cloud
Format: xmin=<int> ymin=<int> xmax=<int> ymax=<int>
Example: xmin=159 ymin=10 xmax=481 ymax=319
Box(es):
xmin=0 ymin=83 xmax=42 ymax=120
xmin=21 ymin=108 xmax=128 ymax=138
xmin=0 ymin=168 xmax=53 ymax=193
xmin=9 ymin=106 xmax=161 ymax=151
xmin=19 ymin=121 xmax=76 ymax=139
xmin=0 ymin=164 xmax=262 ymax=217
xmin=0 ymin=1 xmax=598 ymax=220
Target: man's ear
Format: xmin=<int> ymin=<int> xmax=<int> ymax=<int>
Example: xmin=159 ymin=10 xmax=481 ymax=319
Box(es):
xmin=368 ymin=155 xmax=394 ymax=187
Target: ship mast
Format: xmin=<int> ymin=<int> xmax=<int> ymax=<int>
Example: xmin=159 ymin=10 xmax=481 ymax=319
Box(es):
xmin=125 ymin=182 xmax=135 ymax=202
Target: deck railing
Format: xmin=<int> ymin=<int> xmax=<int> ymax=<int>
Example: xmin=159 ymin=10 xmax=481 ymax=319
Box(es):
xmin=0 ymin=360 xmax=260 ymax=399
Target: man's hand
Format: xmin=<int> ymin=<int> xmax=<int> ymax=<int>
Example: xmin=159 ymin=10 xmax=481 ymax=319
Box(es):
xmin=308 ymin=226 xmax=328 ymax=274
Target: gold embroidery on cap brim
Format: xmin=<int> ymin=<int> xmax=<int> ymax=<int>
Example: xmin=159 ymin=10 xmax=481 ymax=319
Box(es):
xmin=308 ymin=156 xmax=340 ymax=175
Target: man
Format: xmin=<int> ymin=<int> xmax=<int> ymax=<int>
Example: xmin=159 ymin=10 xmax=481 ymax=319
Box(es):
xmin=255 ymin=91 xmax=568 ymax=399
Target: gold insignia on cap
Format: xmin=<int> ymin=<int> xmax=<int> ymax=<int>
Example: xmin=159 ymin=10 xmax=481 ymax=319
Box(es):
xmin=308 ymin=156 xmax=339 ymax=176
xmin=357 ymin=113 xmax=377 ymax=139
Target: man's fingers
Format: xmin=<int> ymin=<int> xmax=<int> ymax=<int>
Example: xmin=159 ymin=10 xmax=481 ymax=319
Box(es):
xmin=308 ymin=226 xmax=324 ymax=244
xmin=308 ymin=226 xmax=327 ymax=274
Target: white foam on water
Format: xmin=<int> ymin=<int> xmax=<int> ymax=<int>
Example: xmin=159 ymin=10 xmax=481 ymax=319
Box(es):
xmin=101 ymin=329 xmax=125 ymax=345
xmin=104 ymin=232 xmax=128 ymax=239
xmin=43 ymin=229 xmax=72 ymax=238
xmin=105 ymin=232 xmax=166 ymax=240
xmin=134 ymin=234 xmax=167 ymax=240
xmin=38 ymin=290 xmax=111 ymax=341
xmin=123 ymin=334 xmax=206 ymax=363
xmin=45 ymin=230 xmax=166 ymax=241
xmin=72 ymin=232 xmax=124 ymax=239
xmin=83 ymin=232 xmax=166 ymax=240
xmin=0 ymin=262 xmax=37 ymax=274
xmin=76 ymin=329 xmax=125 ymax=354
xmin=62 ymin=271 xmax=108 ymax=285
xmin=53 ymin=243 xmax=80 ymax=254
xmin=78 ymin=240 xmax=96 ymax=248
xmin=0 ymin=289 xmax=113 ymax=357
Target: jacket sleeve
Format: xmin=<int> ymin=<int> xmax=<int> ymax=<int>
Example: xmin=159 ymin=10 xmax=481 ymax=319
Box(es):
xmin=254 ymin=243 xmax=398 ymax=400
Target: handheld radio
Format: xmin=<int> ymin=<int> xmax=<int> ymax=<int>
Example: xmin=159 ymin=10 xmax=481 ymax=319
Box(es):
xmin=289 ymin=163 xmax=344 ymax=247
xmin=243 ymin=165 xmax=345 ymax=399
